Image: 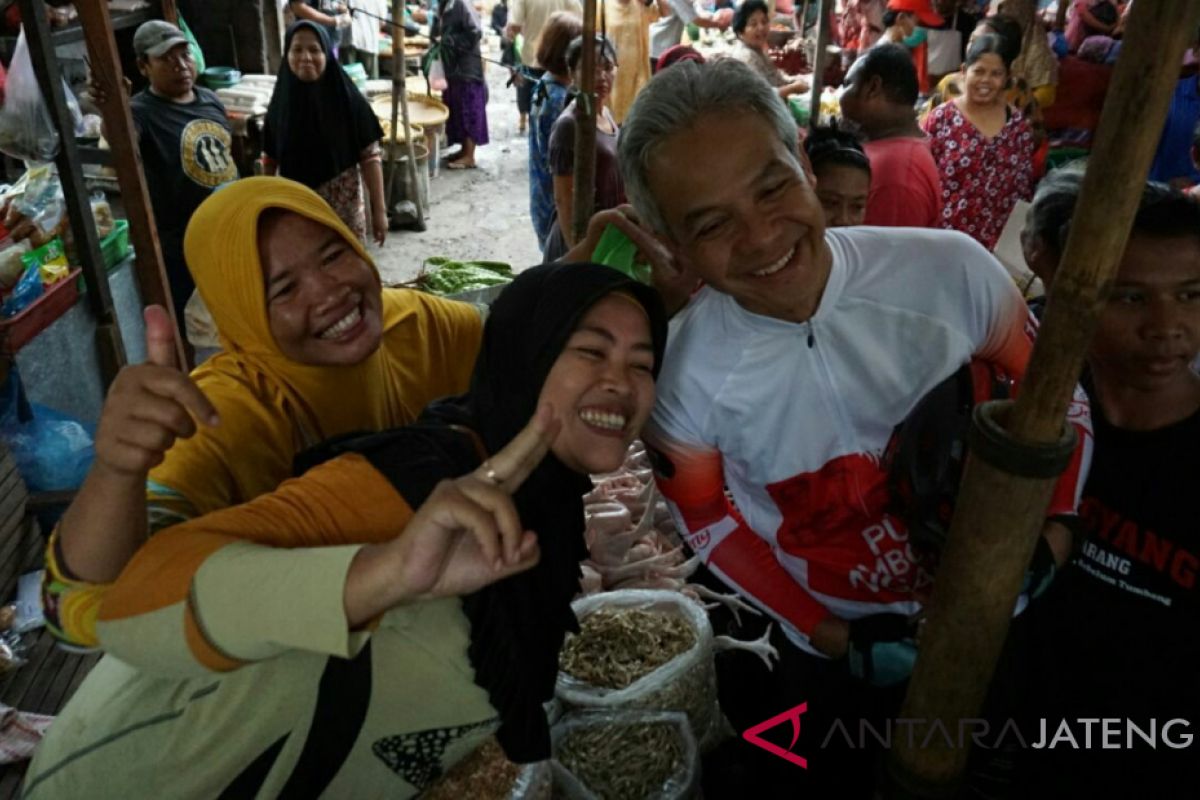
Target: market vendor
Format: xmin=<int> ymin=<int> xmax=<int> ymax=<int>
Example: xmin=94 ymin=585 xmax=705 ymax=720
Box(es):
xmin=44 ymin=177 xmax=482 ymax=651
xmin=923 ymin=33 xmax=1035 ymax=251
xmin=90 ymin=20 xmax=240 ymax=337
xmin=617 ymin=58 xmax=1091 ymax=794
xmin=23 ymin=263 xmax=667 ymax=798
xmin=263 ymin=21 xmax=388 ymax=245
xmin=727 ymin=0 xmax=809 ymax=100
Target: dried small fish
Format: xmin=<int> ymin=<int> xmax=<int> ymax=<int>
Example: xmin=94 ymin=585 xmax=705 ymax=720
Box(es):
xmin=557 ymin=722 xmax=684 ymax=800
xmin=559 ymin=609 xmax=696 ymax=690
xmin=422 ymin=738 xmax=521 ymax=800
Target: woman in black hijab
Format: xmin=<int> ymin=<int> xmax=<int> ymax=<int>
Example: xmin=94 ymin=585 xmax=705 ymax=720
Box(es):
xmin=264 ymin=21 xmax=387 ymax=245
xmin=33 ymin=263 xmax=667 ymax=797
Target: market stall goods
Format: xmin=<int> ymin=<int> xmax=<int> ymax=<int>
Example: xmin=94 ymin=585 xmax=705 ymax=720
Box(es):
xmin=560 ymin=608 xmax=696 ymax=690
xmin=422 ymin=737 xmax=551 ymax=800
xmin=414 ymin=257 xmax=513 ymax=296
xmin=580 ymin=442 xmax=759 ymax=624
xmin=372 ymin=93 xmax=450 ymax=128
xmin=556 ymin=591 xmax=723 ymax=753
xmin=551 ymin=711 xmax=698 ymax=800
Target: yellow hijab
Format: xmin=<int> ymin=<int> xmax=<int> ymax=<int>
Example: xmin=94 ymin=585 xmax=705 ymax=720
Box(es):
xmin=149 ymin=176 xmax=480 ymax=511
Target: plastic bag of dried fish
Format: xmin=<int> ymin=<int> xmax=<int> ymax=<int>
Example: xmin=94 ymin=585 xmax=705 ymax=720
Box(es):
xmin=556 ymin=590 xmax=724 ymax=752
xmin=550 ymin=710 xmax=698 ymax=800
xmin=422 ymin=737 xmax=552 ymax=800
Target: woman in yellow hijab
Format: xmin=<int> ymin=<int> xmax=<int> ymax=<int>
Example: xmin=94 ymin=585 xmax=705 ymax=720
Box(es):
xmin=44 ymin=177 xmax=482 ymax=648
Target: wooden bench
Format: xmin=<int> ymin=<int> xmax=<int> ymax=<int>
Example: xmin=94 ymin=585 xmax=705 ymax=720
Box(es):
xmin=0 ymin=444 xmax=100 ymax=798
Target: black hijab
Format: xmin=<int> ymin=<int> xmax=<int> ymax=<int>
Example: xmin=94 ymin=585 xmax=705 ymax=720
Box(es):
xmin=264 ymin=21 xmax=384 ymax=189
xmin=297 ymin=263 xmax=668 ymax=762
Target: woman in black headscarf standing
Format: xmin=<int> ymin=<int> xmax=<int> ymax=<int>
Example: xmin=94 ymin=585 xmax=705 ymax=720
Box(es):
xmin=434 ymin=0 xmax=490 ymax=169
xmin=264 ymin=21 xmax=388 ymax=245
xmin=25 ymin=263 xmax=667 ymax=797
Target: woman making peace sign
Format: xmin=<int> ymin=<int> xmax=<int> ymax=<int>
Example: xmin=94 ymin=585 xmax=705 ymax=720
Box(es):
xmin=23 ymin=264 xmax=667 ymax=798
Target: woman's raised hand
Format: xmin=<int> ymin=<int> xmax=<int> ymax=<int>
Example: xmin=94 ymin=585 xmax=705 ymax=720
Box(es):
xmin=345 ymin=405 xmax=563 ymax=626
xmin=92 ymin=306 xmax=219 ymax=478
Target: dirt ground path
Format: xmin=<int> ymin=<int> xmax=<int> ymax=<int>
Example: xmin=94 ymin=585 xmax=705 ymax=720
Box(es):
xmin=370 ymin=33 xmax=544 ymax=286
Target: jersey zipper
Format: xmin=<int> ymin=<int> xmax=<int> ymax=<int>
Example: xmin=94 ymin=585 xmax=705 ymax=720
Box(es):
xmin=806 ymin=319 xmax=871 ymax=515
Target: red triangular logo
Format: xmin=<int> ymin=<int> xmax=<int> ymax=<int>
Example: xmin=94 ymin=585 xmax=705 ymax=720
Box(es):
xmin=742 ymin=702 xmax=809 ymax=769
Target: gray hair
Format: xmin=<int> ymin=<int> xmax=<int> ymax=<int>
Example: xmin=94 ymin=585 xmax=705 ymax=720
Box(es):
xmin=1023 ymin=159 xmax=1199 ymax=256
xmin=617 ymin=59 xmax=800 ymax=235
xmin=1023 ymin=160 xmax=1086 ymax=253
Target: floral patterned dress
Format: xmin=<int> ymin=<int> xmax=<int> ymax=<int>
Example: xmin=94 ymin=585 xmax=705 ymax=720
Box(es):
xmin=263 ymin=143 xmax=381 ymax=245
xmin=316 ymin=143 xmax=382 ymax=244
xmin=922 ymin=101 xmax=1034 ymax=252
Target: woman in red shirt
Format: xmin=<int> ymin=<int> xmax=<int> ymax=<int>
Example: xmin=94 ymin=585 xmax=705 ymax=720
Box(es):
xmin=922 ymin=33 xmax=1034 ymax=251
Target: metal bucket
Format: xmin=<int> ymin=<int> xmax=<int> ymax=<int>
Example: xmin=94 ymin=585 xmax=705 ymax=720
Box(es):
xmin=384 ymin=139 xmax=431 ymax=218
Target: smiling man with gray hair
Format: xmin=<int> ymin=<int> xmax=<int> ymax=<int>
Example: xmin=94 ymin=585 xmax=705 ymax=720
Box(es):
xmin=619 ymin=58 xmax=1092 ymax=794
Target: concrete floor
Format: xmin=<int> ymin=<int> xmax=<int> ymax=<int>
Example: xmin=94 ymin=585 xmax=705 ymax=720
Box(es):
xmin=369 ymin=35 xmax=544 ymax=286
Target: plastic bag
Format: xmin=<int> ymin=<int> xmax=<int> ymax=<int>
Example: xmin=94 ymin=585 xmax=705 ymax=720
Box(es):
xmin=591 ymin=225 xmax=651 ymax=285
xmin=550 ymin=710 xmax=698 ymax=800
xmin=512 ymin=762 xmax=553 ymax=800
xmin=0 ymin=239 xmax=31 ymax=290
xmin=178 ymin=14 xmax=207 ymax=76
xmin=556 ymin=590 xmax=723 ymax=752
xmin=422 ymin=736 xmax=553 ymax=800
xmin=5 ymin=163 xmax=65 ymax=248
xmin=0 ymin=29 xmax=83 ymax=162
xmin=426 ymin=46 xmax=449 ymax=92
xmin=0 ymin=366 xmax=95 ymax=493
xmin=0 ymin=263 xmax=43 ymax=317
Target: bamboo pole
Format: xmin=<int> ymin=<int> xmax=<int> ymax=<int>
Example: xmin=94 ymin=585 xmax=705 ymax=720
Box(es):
xmin=806 ymin=0 xmax=832 ymax=130
xmin=570 ymin=0 xmax=598 ymax=245
xmin=386 ymin=0 xmax=426 ymax=231
xmin=888 ymin=1 xmax=1200 ymax=795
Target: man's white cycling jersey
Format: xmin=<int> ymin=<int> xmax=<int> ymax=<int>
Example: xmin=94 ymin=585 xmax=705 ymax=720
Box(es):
xmin=647 ymin=227 xmax=1092 ymax=654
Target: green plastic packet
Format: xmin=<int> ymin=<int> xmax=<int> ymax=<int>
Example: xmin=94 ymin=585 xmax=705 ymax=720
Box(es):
xmin=178 ymin=15 xmax=206 ymax=75
xmin=590 ymin=225 xmax=652 ymax=285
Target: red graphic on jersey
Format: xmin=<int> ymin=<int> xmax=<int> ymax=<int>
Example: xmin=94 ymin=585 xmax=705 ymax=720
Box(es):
xmin=765 ymin=453 xmax=890 ymax=549
xmin=743 ymin=702 xmax=809 ymax=769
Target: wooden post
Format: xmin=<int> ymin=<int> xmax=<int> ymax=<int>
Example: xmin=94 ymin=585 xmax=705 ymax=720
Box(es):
xmin=18 ymin=0 xmax=128 ymax=387
xmin=386 ymin=0 xmax=425 ymax=231
xmin=570 ymin=0 xmax=598 ymax=244
xmin=160 ymin=0 xmax=179 ymax=25
xmin=887 ymin=1 xmax=1200 ymax=795
xmin=263 ymin=0 xmax=284 ymax=73
xmin=73 ymin=0 xmax=188 ymax=369
xmin=806 ymin=0 xmax=833 ymax=130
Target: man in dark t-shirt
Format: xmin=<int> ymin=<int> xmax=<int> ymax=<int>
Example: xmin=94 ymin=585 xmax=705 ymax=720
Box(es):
xmin=1022 ymin=183 xmax=1200 ymax=796
xmin=128 ymin=21 xmax=238 ymax=332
